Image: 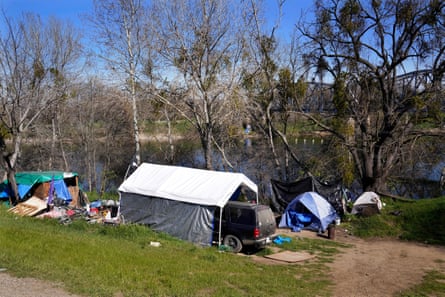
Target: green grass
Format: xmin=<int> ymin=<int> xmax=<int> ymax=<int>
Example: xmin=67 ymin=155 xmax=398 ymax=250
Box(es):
xmin=0 ymin=206 xmax=347 ymax=297
xmin=397 ymin=270 xmax=445 ymax=297
xmin=85 ymin=191 xmax=119 ymax=202
xmin=396 ymin=198 xmax=445 ymax=244
xmin=342 ymin=196 xmax=445 ymax=245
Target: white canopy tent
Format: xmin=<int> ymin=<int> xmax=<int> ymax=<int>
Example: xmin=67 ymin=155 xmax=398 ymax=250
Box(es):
xmin=118 ymin=163 xmax=258 ymax=246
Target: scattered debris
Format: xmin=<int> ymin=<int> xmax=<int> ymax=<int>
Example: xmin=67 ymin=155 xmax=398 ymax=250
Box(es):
xmin=5 ymin=195 xmax=121 ymax=226
xmin=150 ymin=241 xmax=161 ymax=247
xmin=218 ymin=245 xmax=233 ymax=252
xmin=273 ymin=235 xmax=292 ymax=245
xmin=390 ymin=210 xmax=402 ymax=216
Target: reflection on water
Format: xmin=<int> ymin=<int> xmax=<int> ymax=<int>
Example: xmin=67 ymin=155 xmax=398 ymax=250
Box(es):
xmin=19 ymin=136 xmax=445 ymax=199
xmin=139 ymin=137 xmax=445 ymax=199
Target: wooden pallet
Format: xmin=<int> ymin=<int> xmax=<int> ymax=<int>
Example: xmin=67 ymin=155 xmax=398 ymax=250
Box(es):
xmin=8 ymin=197 xmax=47 ymax=217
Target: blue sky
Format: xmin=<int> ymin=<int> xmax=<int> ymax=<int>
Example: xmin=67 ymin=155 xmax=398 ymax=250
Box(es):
xmin=0 ymin=0 xmax=93 ymax=21
xmin=0 ymin=0 xmax=314 ymax=34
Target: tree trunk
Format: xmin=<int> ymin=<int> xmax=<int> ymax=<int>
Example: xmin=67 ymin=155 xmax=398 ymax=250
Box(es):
xmin=164 ymin=107 xmax=175 ymax=164
xmin=131 ymin=78 xmax=141 ymax=166
xmin=360 ymin=146 xmax=391 ymax=193
xmin=3 ymin=152 xmax=18 ymax=205
xmin=201 ymin=130 xmax=213 ymax=170
xmin=362 ymin=175 xmax=388 ymax=194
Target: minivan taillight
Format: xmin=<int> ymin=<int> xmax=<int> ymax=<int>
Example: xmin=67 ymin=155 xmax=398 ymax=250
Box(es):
xmin=254 ymin=227 xmax=260 ymax=238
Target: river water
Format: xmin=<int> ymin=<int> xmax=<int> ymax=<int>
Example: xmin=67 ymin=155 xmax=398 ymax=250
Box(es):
xmin=19 ymin=135 xmax=445 ymax=199
xmin=134 ymin=136 xmax=445 ymax=200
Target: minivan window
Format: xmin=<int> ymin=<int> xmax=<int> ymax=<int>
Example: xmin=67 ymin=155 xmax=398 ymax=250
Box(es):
xmin=257 ymin=208 xmax=274 ymax=225
xmin=229 ymin=207 xmax=255 ymax=225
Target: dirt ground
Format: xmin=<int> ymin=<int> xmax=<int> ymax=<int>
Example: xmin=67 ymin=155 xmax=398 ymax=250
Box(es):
xmin=327 ymin=228 xmax=445 ymax=297
xmin=0 ymin=271 xmax=83 ymax=297
xmin=253 ymin=228 xmax=445 ymax=297
xmin=1 ymin=227 xmax=444 ymax=297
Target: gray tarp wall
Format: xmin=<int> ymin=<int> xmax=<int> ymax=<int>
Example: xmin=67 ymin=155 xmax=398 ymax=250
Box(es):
xmin=120 ymin=192 xmax=216 ymax=246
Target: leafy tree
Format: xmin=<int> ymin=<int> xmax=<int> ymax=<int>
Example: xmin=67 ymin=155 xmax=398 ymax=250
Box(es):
xmin=299 ymin=0 xmax=445 ymax=192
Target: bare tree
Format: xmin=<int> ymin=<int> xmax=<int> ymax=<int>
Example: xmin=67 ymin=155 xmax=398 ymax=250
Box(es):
xmin=0 ymin=13 xmax=82 ymax=204
xmin=43 ymin=17 xmax=82 ymax=170
xmin=65 ymin=79 xmax=133 ymax=194
xmin=299 ymin=0 xmax=445 ymax=193
xmin=241 ymin=0 xmax=314 ymax=181
xmin=87 ymin=0 xmax=151 ymax=166
xmin=148 ymin=0 xmax=249 ymax=170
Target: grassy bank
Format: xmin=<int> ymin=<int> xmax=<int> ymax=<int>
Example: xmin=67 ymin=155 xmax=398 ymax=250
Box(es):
xmin=343 ymin=196 xmax=445 ymax=245
xmin=0 ymin=205 xmax=347 ymax=297
xmin=1 ymin=196 xmax=444 ymax=297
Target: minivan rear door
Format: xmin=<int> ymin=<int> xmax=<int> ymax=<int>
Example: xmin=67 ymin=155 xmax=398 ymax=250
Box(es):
xmin=257 ymin=207 xmax=276 ymax=238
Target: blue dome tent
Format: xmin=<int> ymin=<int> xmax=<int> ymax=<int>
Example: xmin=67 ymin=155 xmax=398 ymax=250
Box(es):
xmin=278 ymin=191 xmax=338 ymax=232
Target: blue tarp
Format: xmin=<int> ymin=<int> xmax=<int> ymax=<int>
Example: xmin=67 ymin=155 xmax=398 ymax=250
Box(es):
xmin=0 ymin=182 xmax=12 ymax=198
xmin=17 ymin=180 xmax=72 ymax=201
xmin=51 ymin=179 xmax=73 ymax=202
xmin=278 ymin=191 xmax=338 ymax=232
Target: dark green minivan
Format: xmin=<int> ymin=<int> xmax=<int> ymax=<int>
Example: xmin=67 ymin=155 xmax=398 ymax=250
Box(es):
xmin=213 ymin=201 xmax=276 ymax=253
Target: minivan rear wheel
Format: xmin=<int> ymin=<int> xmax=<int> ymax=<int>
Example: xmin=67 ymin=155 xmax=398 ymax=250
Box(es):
xmin=223 ymin=234 xmax=243 ymax=253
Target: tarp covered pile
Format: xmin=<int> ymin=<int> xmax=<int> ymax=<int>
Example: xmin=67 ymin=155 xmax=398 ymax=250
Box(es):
xmin=0 ymin=171 xmax=82 ymax=207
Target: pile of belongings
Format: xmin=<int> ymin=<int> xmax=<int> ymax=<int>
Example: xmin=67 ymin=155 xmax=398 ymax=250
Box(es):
xmin=8 ymin=194 xmax=87 ymax=224
xmin=8 ymin=196 xmax=121 ymax=225
xmin=86 ymin=199 xmax=121 ymax=224
xmin=2 ymin=171 xmax=122 ymax=225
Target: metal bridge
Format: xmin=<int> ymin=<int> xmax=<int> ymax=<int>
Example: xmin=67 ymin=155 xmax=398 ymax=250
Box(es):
xmin=299 ymin=69 xmax=444 ymax=113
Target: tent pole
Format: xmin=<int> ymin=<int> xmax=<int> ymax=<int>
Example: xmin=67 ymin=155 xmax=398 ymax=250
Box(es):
xmin=218 ymin=206 xmax=223 ymax=246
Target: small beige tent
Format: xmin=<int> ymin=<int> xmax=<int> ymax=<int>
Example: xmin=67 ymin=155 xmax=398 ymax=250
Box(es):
xmin=351 ymin=191 xmax=383 ymax=216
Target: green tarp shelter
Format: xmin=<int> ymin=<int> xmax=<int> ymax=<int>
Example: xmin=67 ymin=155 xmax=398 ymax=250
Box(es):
xmin=0 ymin=171 xmax=78 ymax=203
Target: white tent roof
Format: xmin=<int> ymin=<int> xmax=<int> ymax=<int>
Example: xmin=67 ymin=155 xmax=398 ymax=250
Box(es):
xmin=351 ymin=191 xmax=383 ymax=214
xmin=118 ymin=163 xmax=258 ymax=207
xmin=353 ymin=191 xmax=382 ymax=208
